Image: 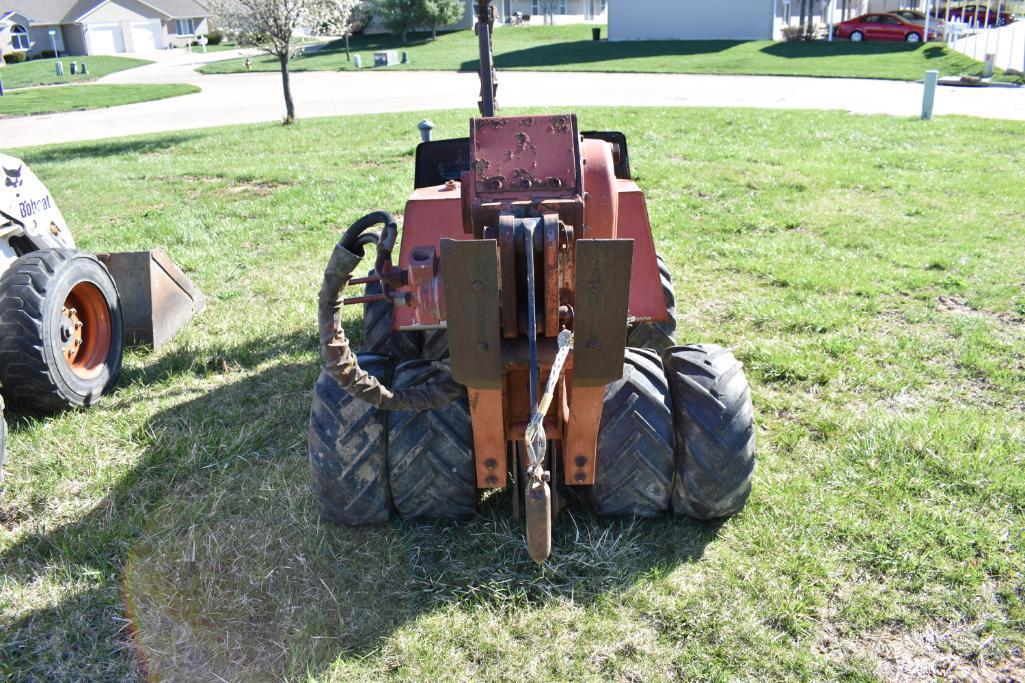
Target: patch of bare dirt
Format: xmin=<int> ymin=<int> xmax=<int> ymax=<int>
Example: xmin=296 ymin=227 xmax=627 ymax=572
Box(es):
xmin=821 ymin=622 xmax=1025 ymax=682
xmin=937 ymin=296 xmax=1024 ymax=327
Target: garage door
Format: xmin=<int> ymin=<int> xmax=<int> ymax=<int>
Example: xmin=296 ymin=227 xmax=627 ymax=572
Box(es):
xmin=130 ymin=19 xmax=162 ymax=51
xmin=86 ymin=22 xmax=125 ymax=54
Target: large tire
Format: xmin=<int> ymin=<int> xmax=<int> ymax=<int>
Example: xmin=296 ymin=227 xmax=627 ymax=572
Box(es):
xmin=588 ymin=348 xmax=675 ymax=517
xmin=308 ymin=354 xmax=394 ymax=525
xmin=362 ymin=276 xmax=420 ymax=363
xmin=627 ymin=254 xmax=677 ymax=354
xmin=420 ymin=329 xmax=450 ymax=361
xmin=0 ymin=249 xmax=124 ymax=412
xmin=0 ymin=400 xmax=6 ymax=481
xmin=664 ymin=344 xmax=755 ymax=520
xmin=387 ymin=360 xmax=477 ymax=519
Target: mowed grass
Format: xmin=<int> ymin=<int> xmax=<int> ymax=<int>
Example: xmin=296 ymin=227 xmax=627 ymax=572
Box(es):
xmin=0 ymin=55 xmax=150 ymax=89
xmin=199 ymin=24 xmax=998 ymax=81
xmin=0 ymin=83 xmax=200 ymax=117
xmin=1 ymin=107 xmax=1024 ymax=681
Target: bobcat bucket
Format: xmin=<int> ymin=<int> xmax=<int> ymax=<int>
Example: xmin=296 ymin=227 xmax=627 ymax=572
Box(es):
xmin=98 ymin=249 xmax=205 ymax=350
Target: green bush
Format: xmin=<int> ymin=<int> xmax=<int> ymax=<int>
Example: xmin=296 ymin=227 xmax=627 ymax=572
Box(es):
xmin=3 ymin=52 xmax=28 ymax=64
xmin=34 ymin=49 xmax=58 ymax=59
xmin=206 ymin=29 xmax=224 ymax=45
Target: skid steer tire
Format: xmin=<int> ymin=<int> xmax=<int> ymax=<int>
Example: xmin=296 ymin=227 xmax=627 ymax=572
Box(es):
xmin=627 ymin=254 xmax=677 ymax=354
xmin=387 ymin=360 xmax=477 ymax=519
xmin=588 ymin=348 xmax=675 ymax=517
xmin=0 ymin=249 xmax=123 ymax=413
xmin=308 ymin=354 xmax=394 ymax=525
xmin=664 ymin=344 xmax=755 ymax=520
xmin=363 ymin=277 xmax=420 ymax=363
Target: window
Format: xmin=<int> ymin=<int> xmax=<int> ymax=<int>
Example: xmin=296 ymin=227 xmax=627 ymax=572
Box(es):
xmin=782 ymin=0 xmax=792 ymax=24
xmin=879 ymin=15 xmax=901 ymax=24
xmin=176 ymin=18 xmax=196 ymax=35
xmin=11 ymin=24 xmax=29 ymax=50
xmin=532 ymin=0 xmax=539 ymax=14
xmin=559 ymin=0 xmax=567 ymax=14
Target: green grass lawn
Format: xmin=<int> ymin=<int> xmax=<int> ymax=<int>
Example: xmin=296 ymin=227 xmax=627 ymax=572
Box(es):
xmin=2 ymin=107 xmax=1024 ymax=681
xmin=0 ymin=83 xmax=200 ymax=117
xmin=0 ymin=55 xmax=151 ymax=90
xmin=199 ymin=25 xmax=1001 ymax=81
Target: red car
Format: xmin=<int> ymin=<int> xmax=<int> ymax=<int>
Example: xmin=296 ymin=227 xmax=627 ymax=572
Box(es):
xmin=836 ymin=13 xmax=939 ymax=42
xmin=943 ymin=5 xmax=1015 ymax=27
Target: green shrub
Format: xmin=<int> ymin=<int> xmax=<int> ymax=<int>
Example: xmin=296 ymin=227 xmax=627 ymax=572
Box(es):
xmin=207 ymin=29 xmax=224 ymax=45
xmin=3 ymin=52 xmax=28 ymax=64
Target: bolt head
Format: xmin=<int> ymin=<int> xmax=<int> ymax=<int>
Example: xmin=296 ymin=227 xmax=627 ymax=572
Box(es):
xmin=485 ymin=458 xmax=497 ymax=470
xmin=485 ymin=475 xmax=499 ymax=485
xmin=477 ymin=341 xmax=489 ymax=352
xmin=471 ymin=280 xmax=485 ymax=292
xmin=575 ymin=472 xmax=586 ymax=482
xmin=575 ymin=455 xmax=588 ymax=468
xmin=586 ymin=340 xmax=599 ymax=351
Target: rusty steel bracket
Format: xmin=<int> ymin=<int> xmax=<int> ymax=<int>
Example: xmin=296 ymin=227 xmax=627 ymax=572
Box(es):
xmin=440 ymin=238 xmax=502 ymax=389
xmin=571 ymin=239 xmax=633 ymax=387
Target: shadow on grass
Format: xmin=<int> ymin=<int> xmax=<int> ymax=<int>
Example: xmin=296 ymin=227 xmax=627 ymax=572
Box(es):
xmin=1 ymin=326 xmax=719 ymax=678
xmin=17 ymin=134 xmax=201 ymax=165
xmin=461 ymin=39 xmax=737 ymax=71
xmin=758 ymin=40 xmax=929 ymax=59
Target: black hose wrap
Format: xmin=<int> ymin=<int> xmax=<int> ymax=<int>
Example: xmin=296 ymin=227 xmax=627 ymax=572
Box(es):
xmin=319 ymin=213 xmax=464 ymax=411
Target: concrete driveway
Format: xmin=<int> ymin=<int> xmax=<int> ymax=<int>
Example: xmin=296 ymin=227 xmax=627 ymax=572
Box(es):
xmin=1 ymin=52 xmax=1023 ymax=148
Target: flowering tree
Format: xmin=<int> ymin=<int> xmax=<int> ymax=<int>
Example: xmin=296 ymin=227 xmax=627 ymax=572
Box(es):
xmin=210 ymin=0 xmax=362 ymax=123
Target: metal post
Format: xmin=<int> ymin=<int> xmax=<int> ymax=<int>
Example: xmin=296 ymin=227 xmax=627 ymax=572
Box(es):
xmin=828 ymin=0 xmax=836 ymax=41
xmin=48 ymin=29 xmax=58 ymax=58
xmin=476 ymin=0 xmax=497 ymax=117
xmin=417 ymin=119 xmax=435 ymax=142
xmin=923 ymin=0 xmax=931 ymax=42
xmin=0 ymin=80 xmax=4 ymax=97
xmin=922 ymin=69 xmax=939 ymax=119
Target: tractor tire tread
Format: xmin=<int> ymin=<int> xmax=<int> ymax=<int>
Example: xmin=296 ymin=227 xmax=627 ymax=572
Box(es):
xmin=627 ymin=254 xmax=677 ymax=354
xmin=387 ymin=360 xmax=477 ymax=519
xmin=589 ymin=347 xmax=675 ymax=517
xmin=664 ymin=344 xmax=756 ymax=520
xmin=308 ymin=354 xmax=394 ymax=525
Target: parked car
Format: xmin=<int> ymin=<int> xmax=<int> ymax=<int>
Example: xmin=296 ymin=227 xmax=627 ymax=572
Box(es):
xmin=835 ymin=13 xmax=939 ymax=42
xmin=941 ymin=5 xmax=1015 ymax=27
xmin=892 ymin=9 xmax=947 ymax=36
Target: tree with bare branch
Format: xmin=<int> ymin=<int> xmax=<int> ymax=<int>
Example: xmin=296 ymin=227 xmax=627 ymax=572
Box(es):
xmin=210 ymin=0 xmax=362 ymax=124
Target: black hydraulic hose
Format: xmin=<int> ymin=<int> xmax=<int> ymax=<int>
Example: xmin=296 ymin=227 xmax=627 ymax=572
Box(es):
xmin=319 ymin=212 xmax=464 ymax=411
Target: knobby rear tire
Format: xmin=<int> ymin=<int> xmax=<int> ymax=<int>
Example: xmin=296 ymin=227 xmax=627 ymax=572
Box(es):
xmin=627 ymin=254 xmax=677 ymax=354
xmin=387 ymin=360 xmax=477 ymax=519
xmin=308 ymin=354 xmax=394 ymax=525
xmin=362 ymin=276 xmax=421 ymax=363
xmin=663 ymin=344 xmax=755 ymax=520
xmin=588 ymin=347 xmax=675 ymax=517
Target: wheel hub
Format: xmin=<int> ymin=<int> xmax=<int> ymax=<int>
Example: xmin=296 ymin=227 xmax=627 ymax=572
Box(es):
xmin=61 ymin=306 xmax=84 ymax=363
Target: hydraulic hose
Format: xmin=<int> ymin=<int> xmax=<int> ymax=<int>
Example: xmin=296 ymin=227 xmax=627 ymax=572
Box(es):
xmin=319 ymin=212 xmax=464 ymax=411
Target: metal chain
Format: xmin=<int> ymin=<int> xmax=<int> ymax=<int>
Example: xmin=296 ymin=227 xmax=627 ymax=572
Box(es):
xmin=525 ymin=330 xmax=574 ymax=471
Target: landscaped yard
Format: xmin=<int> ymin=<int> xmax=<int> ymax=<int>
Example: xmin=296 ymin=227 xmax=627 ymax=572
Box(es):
xmin=199 ymin=24 xmax=1002 ymax=81
xmin=0 ymin=55 xmax=151 ymax=90
xmin=0 ymin=83 xmax=200 ymax=117
xmin=1 ymin=107 xmax=1023 ymax=681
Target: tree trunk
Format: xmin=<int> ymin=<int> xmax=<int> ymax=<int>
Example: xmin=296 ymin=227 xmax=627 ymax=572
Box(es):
xmin=799 ymin=0 xmax=808 ymax=33
xmin=432 ymin=22 xmax=438 ymax=39
xmin=345 ymin=33 xmax=350 ymax=61
xmin=278 ymin=53 xmax=295 ymax=125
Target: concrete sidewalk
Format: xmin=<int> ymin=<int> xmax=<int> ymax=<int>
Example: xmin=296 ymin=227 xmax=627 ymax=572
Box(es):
xmin=2 ymin=67 xmax=1022 ymax=149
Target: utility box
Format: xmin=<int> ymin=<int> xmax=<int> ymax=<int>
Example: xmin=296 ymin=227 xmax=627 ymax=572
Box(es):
xmin=374 ymin=50 xmax=399 ymax=67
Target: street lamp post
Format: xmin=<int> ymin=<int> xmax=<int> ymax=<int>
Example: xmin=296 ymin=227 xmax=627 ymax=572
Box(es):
xmin=47 ymin=29 xmax=58 ymax=57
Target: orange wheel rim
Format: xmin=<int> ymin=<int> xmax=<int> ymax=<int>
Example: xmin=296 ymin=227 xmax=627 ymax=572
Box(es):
xmin=60 ymin=282 xmax=111 ymax=380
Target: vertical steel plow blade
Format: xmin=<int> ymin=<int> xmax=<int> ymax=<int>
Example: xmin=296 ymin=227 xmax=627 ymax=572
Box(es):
xmin=98 ymin=249 xmax=205 ymax=350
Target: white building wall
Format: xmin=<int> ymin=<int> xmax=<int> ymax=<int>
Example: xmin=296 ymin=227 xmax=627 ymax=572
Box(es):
xmin=609 ymin=0 xmax=773 ymax=41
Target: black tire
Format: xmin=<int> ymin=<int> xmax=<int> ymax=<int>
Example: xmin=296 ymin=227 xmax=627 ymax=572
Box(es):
xmin=420 ymin=329 xmax=450 ymax=361
xmin=906 ymin=31 xmax=922 ymax=43
xmin=0 ymin=249 xmax=124 ymax=412
xmin=308 ymin=354 xmax=394 ymax=525
xmin=627 ymin=254 xmax=677 ymax=354
xmin=363 ymin=276 xmax=420 ymax=363
xmin=588 ymin=348 xmax=675 ymax=517
xmin=0 ymin=401 xmax=6 ymax=481
xmin=387 ymin=360 xmax=477 ymax=519
xmin=664 ymin=344 xmax=755 ymax=520
xmin=851 ymin=30 xmax=864 ymax=41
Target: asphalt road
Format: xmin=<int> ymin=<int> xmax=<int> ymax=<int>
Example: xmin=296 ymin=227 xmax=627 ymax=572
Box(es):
xmin=1 ymin=47 xmax=1022 ymax=149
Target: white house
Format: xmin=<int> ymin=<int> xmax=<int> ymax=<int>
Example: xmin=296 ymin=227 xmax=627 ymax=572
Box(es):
xmin=0 ymin=0 xmax=210 ymax=57
xmin=609 ymin=0 xmax=890 ymax=41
